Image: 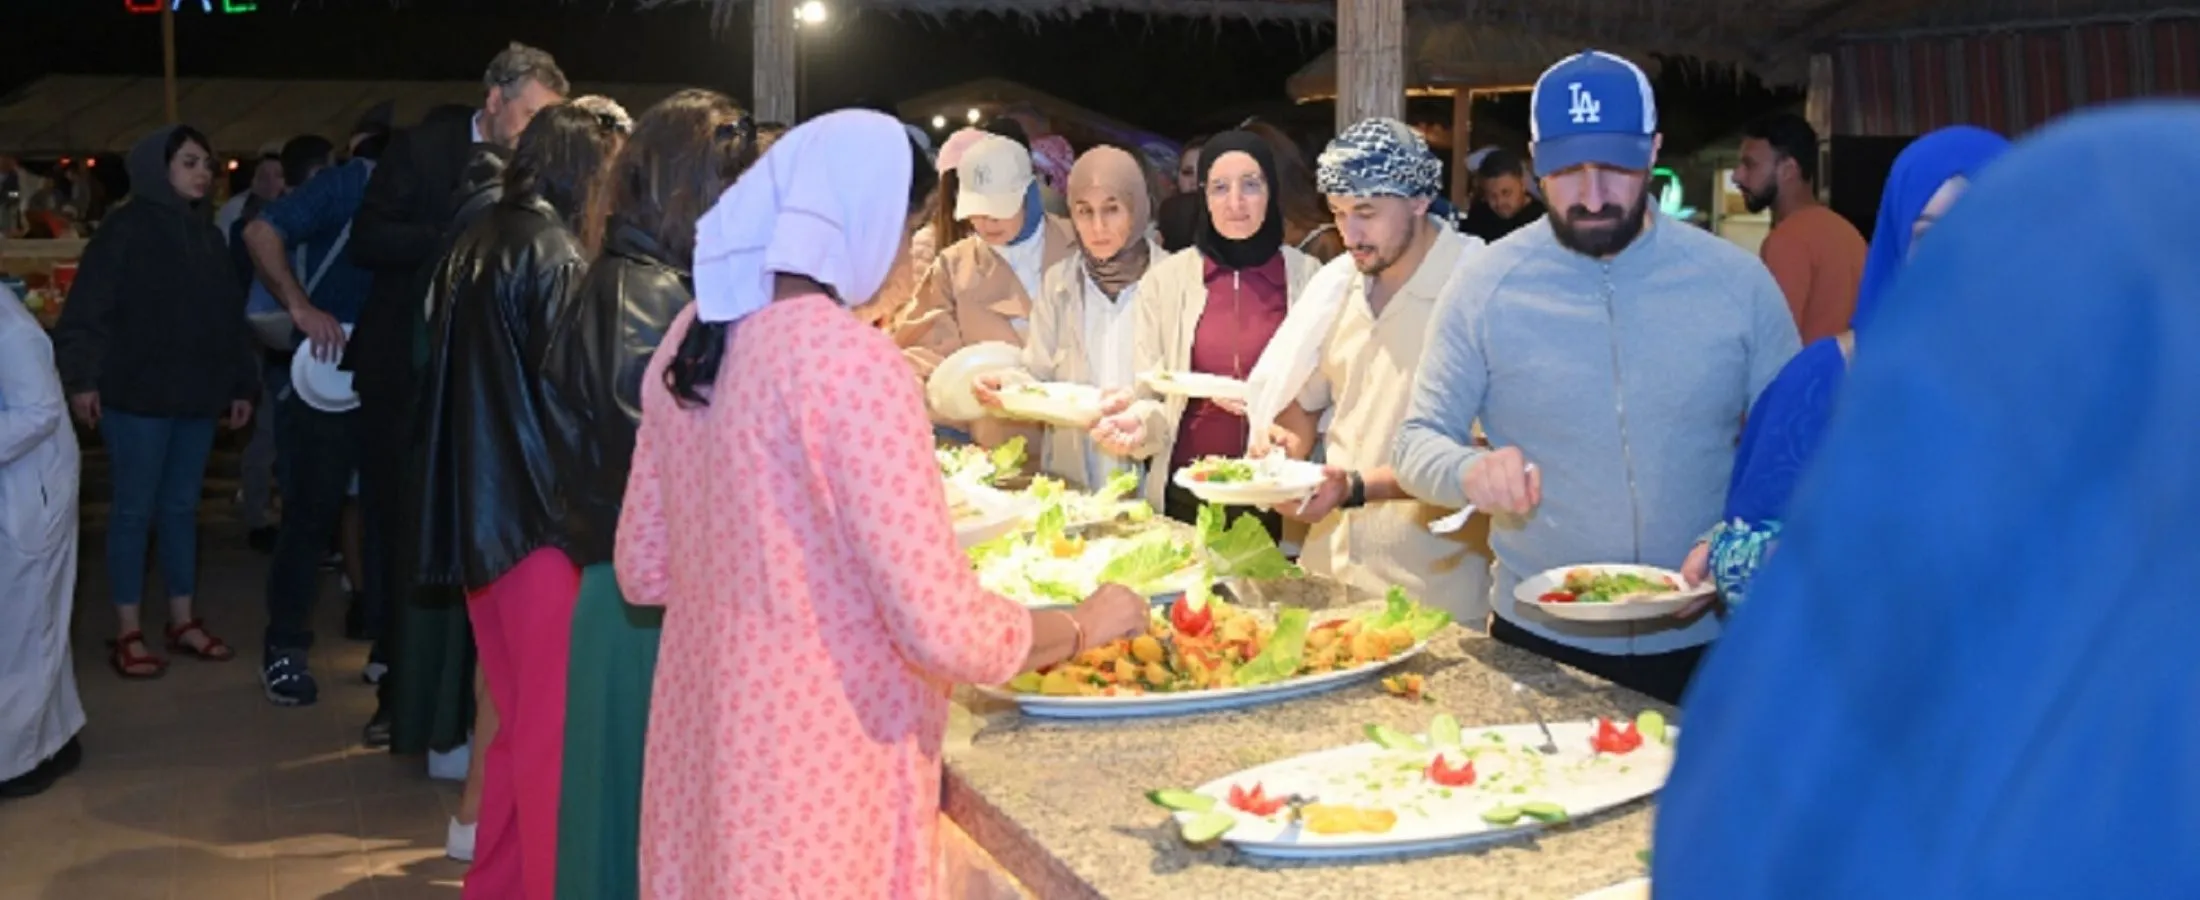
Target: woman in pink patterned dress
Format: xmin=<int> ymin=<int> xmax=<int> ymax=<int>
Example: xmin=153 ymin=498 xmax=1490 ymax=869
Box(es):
xmin=615 ymin=110 xmax=1149 ymax=900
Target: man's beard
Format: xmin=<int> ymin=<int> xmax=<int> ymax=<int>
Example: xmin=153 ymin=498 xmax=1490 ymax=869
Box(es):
xmin=1740 ymin=180 xmax=1776 ymax=215
xmin=1350 ymin=217 xmax=1423 ymax=276
xmin=1549 ymin=187 xmax=1652 ymax=258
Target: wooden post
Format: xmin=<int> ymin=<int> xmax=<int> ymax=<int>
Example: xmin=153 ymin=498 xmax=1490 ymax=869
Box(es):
xmin=1449 ymin=89 xmax=1473 ymax=209
xmin=1806 ymin=52 xmax=1834 ymax=200
xmin=1335 ymin=0 xmax=1405 ymax=130
xmin=161 ymin=3 xmax=179 ymax=124
xmin=753 ymin=0 xmax=798 ymax=124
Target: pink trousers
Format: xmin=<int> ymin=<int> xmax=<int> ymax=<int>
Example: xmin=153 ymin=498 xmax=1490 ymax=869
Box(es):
xmin=465 ymin=548 xmax=581 ymax=900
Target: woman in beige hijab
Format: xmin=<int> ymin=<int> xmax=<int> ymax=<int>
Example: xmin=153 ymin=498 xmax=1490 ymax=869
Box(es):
xmin=971 ymin=146 xmax=1157 ymax=489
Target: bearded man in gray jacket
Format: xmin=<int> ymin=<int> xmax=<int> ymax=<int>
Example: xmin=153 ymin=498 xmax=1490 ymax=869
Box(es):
xmin=1393 ymin=51 xmax=1800 ymax=703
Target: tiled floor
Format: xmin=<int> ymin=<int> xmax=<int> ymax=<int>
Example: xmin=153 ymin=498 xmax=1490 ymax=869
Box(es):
xmin=0 ymin=443 xmax=469 ymax=900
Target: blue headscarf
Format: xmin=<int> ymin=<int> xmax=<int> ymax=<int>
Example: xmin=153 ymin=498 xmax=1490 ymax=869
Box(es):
xmin=1009 ymin=180 xmax=1044 ymax=245
xmin=1851 ymin=125 xmax=2011 ymax=332
xmin=1659 ymin=102 xmax=2200 ymax=898
xmin=1710 ymin=125 xmax=2012 ymax=585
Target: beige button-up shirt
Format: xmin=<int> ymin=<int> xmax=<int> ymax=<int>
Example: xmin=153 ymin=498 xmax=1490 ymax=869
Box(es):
xmin=1297 ymin=227 xmax=1494 ymax=626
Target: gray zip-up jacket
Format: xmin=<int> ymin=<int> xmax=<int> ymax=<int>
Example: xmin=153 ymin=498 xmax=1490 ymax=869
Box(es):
xmin=1394 ymin=215 xmax=1799 ymax=656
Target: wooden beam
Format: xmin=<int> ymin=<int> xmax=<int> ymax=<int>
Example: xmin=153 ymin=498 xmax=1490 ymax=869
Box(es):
xmin=161 ymin=4 xmax=179 ymax=125
xmin=753 ymin=0 xmax=798 ymax=124
xmin=1334 ymin=0 xmax=1404 ymax=130
xmin=1450 ymin=89 xmax=1472 ymax=209
xmin=1806 ymin=52 xmax=1835 ymax=200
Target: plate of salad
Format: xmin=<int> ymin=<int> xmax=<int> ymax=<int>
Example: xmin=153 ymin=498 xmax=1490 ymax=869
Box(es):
xmin=1140 ymin=371 xmax=1250 ymax=402
xmin=995 ymin=382 xmax=1108 ymax=428
xmin=1173 ymin=455 xmax=1328 ymax=507
xmin=978 ymin=587 xmax=1451 ymax=719
xmin=937 ymin=437 xmax=1026 ymax=487
xmin=1514 ymin=565 xmax=1710 ymax=623
xmin=1146 ymin=711 xmax=1677 ymax=860
xmin=968 ymin=503 xmax=1299 ymax=609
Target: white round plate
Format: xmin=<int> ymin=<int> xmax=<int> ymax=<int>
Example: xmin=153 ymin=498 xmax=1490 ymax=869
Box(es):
xmin=995 ymin=382 xmax=1106 ymax=428
xmin=289 ymin=325 xmax=359 ymax=413
xmin=1141 ymin=371 xmax=1248 ymax=402
xmin=1513 ymin=564 xmax=1710 ymax=623
xmin=1172 ymin=457 xmax=1327 ymax=507
xmin=1169 ymin=721 xmax=1679 ymax=861
xmin=950 ymin=482 xmax=1039 ymax=550
xmin=927 ymin=341 xmax=1021 ymax=424
xmin=975 ymin=640 xmax=1427 ymax=719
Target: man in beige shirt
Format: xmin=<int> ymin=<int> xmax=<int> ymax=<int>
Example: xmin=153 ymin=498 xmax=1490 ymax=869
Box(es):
xmin=1260 ymin=119 xmax=1495 ymax=624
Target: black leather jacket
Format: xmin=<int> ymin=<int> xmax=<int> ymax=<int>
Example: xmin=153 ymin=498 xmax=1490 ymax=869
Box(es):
xmin=541 ymin=223 xmax=694 ymax=569
xmin=414 ymin=194 xmax=585 ymax=589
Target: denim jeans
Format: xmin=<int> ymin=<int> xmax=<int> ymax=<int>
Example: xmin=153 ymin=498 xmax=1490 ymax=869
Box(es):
xmin=99 ymin=412 xmax=217 ymax=607
xmin=262 ymin=393 xmax=368 ymax=652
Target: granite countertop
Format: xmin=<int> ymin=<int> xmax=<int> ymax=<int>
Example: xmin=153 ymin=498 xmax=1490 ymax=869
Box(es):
xmin=943 ymin=577 xmax=1671 ymax=900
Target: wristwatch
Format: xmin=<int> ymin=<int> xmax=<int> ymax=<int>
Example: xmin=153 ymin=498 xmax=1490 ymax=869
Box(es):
xmin=1343 ymin=471 xmax=1368 ymax=510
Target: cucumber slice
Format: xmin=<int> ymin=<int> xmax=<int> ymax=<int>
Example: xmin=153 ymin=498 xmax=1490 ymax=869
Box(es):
xmin=1365 ymin=724 xmax=1429 ymax=751
xmin=1428 ymin=713 xmax=1462 ymax=748
xmin=1145 ymin=789 xmax=1215 ymax=813
xmin=1179 ymin=809 xmax=1237 ymax=843
xmin=1520 ymin=801 xmax=1569 ymax=823
xmin=1635 ymin=710 xmax=1669 ymax=744
xmin=1479 ymin=805 xmax=1524 ymax=825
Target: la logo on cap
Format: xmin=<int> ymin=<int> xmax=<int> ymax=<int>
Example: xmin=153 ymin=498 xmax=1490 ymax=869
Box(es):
xmin=1567 ymin=82 xmax=1601 ymax=125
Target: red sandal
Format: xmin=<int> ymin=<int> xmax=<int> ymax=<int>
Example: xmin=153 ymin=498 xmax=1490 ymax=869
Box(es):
xmin=109 ymin=631 xmax=168 ymax=679
xmin=165 ymin=619 xmax=236 ymax=662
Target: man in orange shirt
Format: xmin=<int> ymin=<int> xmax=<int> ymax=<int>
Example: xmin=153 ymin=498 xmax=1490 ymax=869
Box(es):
xmin=1733 ymin=114 xmax=1867 ymax=343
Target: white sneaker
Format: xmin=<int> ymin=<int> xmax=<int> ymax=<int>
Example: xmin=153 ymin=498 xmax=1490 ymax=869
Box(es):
xmin=361 ymin=662 xmax=389 ymax=685
xmin=447 ymin=817 xmax=476 ymax=862
xmin=427 ymin=742 xmax=469 ymax=781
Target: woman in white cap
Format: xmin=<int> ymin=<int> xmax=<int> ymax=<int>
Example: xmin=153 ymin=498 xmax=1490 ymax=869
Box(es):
xmin=968 ymin=145 xmax=1160 ymax=489
xmin=903 ymin=133 xmax=1078 ymax=449
xmin=617 ymin=110 xmax=1144 ymax=899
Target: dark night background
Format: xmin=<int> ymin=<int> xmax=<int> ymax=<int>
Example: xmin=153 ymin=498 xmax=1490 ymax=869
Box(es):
xmin=3 ymin=1 xmax=1795 ymax=150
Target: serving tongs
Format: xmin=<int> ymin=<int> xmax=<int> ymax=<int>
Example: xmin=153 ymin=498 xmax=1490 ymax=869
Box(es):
xmin=1428 ymin=463 xmax=1537 ymax=534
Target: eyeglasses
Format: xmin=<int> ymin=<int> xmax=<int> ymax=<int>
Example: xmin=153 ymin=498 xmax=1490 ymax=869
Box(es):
xmin=714 ymin=115 xmax=756 ymax=147
xmin=595 ymin=111 xmax=630 ymax=136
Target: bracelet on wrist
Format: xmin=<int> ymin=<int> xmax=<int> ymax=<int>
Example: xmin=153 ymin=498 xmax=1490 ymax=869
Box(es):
xmin=1060 ymin=609 xmax=1086 ymax=658
xmin=1344 ymin=471 xmax=1368 ymax=509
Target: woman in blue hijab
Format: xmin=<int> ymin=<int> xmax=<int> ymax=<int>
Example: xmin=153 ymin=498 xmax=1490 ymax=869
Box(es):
xmin=1655 ymin=102 xmax=2200 ymax=897
xmin=1694 ymin=126 xmax=2011 ymax=608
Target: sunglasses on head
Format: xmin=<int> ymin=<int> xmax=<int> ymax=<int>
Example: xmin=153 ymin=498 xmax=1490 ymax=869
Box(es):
xmin=595 ymin=111 xmax=630 ymax=136
xmin=714 ymin=115 xmax=757 ymax=147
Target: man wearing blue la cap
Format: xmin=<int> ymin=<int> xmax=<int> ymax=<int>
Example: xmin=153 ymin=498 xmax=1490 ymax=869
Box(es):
xmin=1392 ymin=50 xmax=1801 ymax=703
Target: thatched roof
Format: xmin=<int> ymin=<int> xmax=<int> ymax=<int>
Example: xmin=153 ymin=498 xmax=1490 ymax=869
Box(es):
xmin=0 ymin=75 xmax=688 ymax=155
xmin=644 ymin=0 xmax=2185 ymax=83
xmin=897 ymin=77 xmax=1166 ymax=145
xmin=1286 ymin=23 xmax=1661 ymax=100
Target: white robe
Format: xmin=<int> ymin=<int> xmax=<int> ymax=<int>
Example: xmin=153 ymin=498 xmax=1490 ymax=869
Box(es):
xmin=0 ymin=287 xmax=83 ymax=780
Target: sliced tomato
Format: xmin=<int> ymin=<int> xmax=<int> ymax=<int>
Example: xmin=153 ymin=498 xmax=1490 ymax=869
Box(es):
xmin=1538 ymin=591 xmax=1577 ymax=604
xmin=1590 ymin=717 xmax=1644 ymax=754
xmin=1170 ymin=596 xmax=1214 ymax=638
xmin=1226 ymin=782 xmax=1287 ymax=816
xmin=1425 ymin=754 xmax=1477 ymax=787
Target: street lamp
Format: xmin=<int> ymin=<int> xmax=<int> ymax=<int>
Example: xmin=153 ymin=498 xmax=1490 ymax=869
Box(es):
xmin=965 ymin=107 xmax=981 ymax=125
xmin=793 ymin=2 xmax=830 ymax=120
xmin=795 ymin=0 xmax=827 ymax=25
xmin=930 ymin=115 xmax=948 ymax=130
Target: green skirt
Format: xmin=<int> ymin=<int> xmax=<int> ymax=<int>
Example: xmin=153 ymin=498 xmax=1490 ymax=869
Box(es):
xmin=555 ymin=562 xmax=664 ymax=900
xmin=389 ymin=584 xmax=475 ymax=755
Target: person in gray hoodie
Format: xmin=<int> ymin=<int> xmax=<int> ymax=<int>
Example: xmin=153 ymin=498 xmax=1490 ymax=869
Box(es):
xmin=1393 ymin=52 xmax=1800 ymax=704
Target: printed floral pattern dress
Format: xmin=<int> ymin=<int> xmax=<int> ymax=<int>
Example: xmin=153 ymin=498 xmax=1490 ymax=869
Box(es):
xmin=617 ymin=295 xmax=1032 ymax=900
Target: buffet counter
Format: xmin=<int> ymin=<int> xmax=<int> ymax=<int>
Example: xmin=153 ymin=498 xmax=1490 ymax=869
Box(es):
xmin=941 ymin=576 xmax=1669 ymax=900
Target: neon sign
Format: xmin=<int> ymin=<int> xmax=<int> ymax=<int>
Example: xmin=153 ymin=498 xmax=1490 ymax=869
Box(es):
xmin=125 ymin=0 xmax=259 ymax=13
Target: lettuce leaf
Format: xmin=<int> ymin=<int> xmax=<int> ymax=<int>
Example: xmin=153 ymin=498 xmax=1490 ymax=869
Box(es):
xmin=1025 ymin=475 xmax=1065 ymax=501
xmin=987 ymin=437 xmax=1027 ymax=484
xmin=966 ymin=534 xmax=1017 ymax=566
xmin=1026 ymin=578 xmax=1086 ymax=606
xmin=1032 ymin=504 xmax=1067 ymax=546
xmin=1198 ymin=503 xmax=1303 ymax=580
xmin=1095 ymin=535 xmax=1196 ymax=593
xmin=1233 ymin=607 xmax=1312 ymax=686
xmin=1362 ymin=586 xmax=1454 ymax=641
xmin=1094 ymin=470 xmax=1142 ymax=504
